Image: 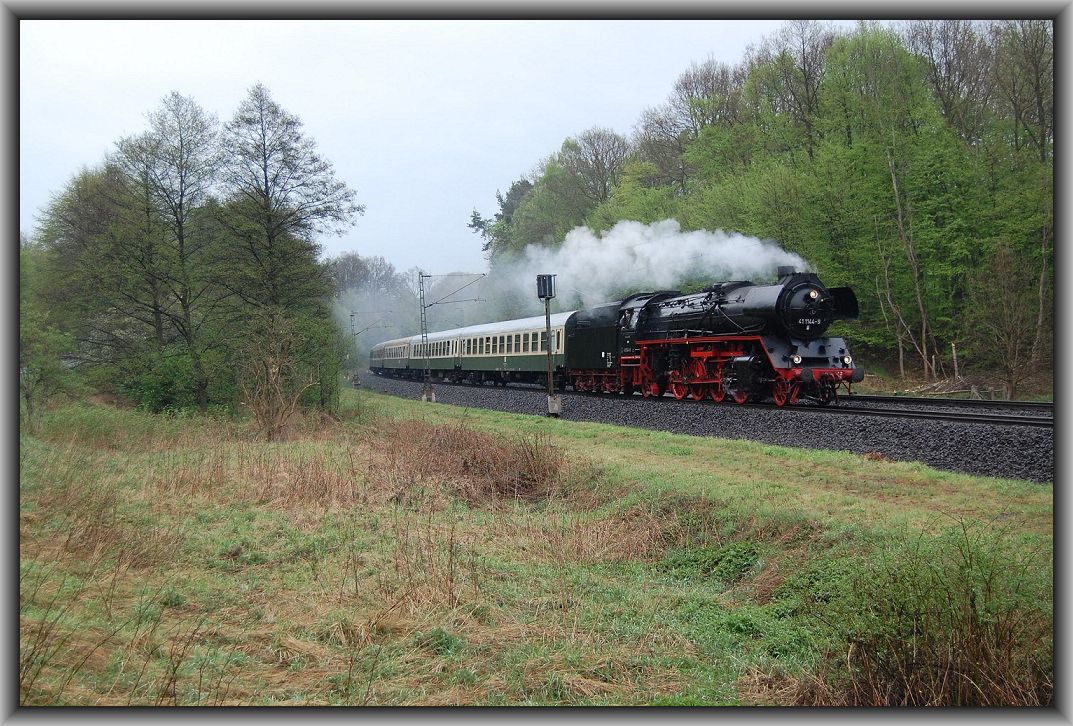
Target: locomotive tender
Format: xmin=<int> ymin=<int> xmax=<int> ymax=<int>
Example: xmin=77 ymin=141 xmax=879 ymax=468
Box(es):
xmin=369 ymin=266 xmax=863 ymax=406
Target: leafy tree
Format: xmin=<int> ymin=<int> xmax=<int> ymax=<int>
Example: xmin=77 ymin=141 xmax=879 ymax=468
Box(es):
xmin=219 ymin=83 xmax=362 ymax=311
xmin=20 ymin=242 xmax=75 ymax=433
xmin=468 ymin=178 xmax=533 ymax=258
xmin=586 ymin=161 xmax=679 ymax=230
xmin=114 ymin=92 xmax=223 ymax=411
xmin=219 ymin=84 xmax=363 ymax=415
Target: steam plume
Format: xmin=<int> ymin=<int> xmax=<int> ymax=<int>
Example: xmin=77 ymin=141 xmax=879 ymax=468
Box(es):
xmin=497 ymin=219 xmax=811 ymax=311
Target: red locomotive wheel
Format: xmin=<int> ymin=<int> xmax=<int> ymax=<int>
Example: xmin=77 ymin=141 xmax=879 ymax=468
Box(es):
xmin=772 ymin=381 xmax=790 ymax=407
xmin=690 ymin=385 xmax=706 ymax=401
xmin=731 ymin=389 xmax=749 ymax=405
xmin=669 ymin=381 xmax=688 ymax=400
xmin=710 ymin=385 xmax=726 ymax=403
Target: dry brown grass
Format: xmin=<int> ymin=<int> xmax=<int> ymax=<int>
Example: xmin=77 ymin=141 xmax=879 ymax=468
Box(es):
xmin=22 ymin=396 xmax=1052 ymax=706
xmin=370 ymin=417 xmax=582 ymax=506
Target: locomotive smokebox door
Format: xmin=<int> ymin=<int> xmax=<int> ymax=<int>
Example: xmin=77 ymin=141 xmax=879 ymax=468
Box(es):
xmin=536 ymin=274 xmax=556 ymax=300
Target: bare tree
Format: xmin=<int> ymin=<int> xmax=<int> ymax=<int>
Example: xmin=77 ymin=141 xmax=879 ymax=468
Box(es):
xmin=669 ymin=58 xmax=745 ymax=135
xmin=903 ymin=20 xmax=994 ymax=144
xmin=748 ymin=20 xmax=835 ymax=158
xmin=990 ymin=21 xmax=1052 ymax=363
xmin=557 ymin=127 xmax=629 ymax=205
xmin=965 ymin=244 xmax=1039 ymax=399
xmin=633 ymin=105 xmax=692 ymax=191
xmin=326 ymin=252 xmax=371 ymax=295
xmin=633 ymin=58 xmax=747 ymax=190
xmin=240 ymin=313 xmax=315 ymax=440
xmin=992 ymin=20 xmax=1053 ymax=163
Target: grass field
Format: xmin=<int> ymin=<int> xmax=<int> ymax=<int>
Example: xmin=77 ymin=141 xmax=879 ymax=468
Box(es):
xmin=19 ymin=388 xmax=1053 ymax=706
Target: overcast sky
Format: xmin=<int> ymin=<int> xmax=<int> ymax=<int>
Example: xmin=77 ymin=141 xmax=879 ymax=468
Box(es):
xmin=21 ymin=19 xmax=849 ymax=275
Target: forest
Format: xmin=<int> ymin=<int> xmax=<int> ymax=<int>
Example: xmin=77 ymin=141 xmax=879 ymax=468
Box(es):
xmin=20 ymin=20 xmax=1053 ymax=437
xmin=463 ymin=20 xmax=1053 ymax=398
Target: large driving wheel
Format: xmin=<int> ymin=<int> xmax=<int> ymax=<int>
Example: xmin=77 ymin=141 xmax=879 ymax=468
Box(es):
xmin=772 ymin=380 xmax=790 ymax=407
xmin=710 ymin=384 xmax=726 ymax=403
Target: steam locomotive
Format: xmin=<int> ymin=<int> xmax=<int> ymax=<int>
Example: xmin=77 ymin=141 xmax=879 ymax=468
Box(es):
xmin=369 ymin=266 xmax=863 ymax=406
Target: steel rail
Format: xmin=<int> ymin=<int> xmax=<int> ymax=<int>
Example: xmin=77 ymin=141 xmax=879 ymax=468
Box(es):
xmin=842 ymin=394 xmax=1053 ymax=412
xmin=367 ymin=372 xmax=1053 ymax=428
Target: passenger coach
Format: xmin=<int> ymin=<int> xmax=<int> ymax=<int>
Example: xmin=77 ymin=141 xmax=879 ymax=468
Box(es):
xmin=370 ymin=312 xmax=574 ymax=387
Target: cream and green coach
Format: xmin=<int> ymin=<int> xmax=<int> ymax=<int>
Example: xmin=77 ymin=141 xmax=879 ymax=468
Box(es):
xmin=369 ymin=311 xmax=575 ymax=386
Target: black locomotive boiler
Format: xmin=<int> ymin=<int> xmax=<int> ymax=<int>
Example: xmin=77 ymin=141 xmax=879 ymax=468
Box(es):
xmin=565 ymin=266 xmax=862 ymax=405
xmin=371 ymin=266 xmax=863 ymax=406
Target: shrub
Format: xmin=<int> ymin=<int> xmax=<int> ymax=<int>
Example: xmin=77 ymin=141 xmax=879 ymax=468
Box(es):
xmin=799 ymin=523 xmax=1052 ymax=706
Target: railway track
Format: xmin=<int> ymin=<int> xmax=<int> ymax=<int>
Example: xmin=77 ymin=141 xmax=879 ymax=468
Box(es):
xmin=579 ymin=389 xmax=1054 ymax=428
xmin=361 ymin=372 xmax=1053 ymax=483
xmin=372 ymin=374 xmax=1053 ymax=429
xmin=842 ymin=394 xmax=1053 ymax=413
xmin=786 ymin=403 xmax=1053 ymax=428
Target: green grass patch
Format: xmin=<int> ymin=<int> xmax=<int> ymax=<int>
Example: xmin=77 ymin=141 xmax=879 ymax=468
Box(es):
xmin=19 ymin=392 xmax=1052 ymax=706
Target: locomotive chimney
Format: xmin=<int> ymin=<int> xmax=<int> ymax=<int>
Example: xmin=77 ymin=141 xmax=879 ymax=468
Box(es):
xmin=777 ymin=266 xmax=796 ymax=278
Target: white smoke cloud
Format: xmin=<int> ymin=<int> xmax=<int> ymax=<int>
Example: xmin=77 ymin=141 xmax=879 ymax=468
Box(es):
xmin=501 ymin=219 xmax=811 ymax=309
xmin=336 ymin=220 xmax=814 ymax=346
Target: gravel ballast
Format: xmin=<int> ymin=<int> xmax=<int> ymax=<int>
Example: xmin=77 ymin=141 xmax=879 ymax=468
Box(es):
xmin=357 ymin=372 xmax=1054 ymax=484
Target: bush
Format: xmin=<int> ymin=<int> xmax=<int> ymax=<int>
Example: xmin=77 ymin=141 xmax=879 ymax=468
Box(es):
xmin=800 ymin=523 xmax=1052 ymax=706
xmin=116 ymin=348 xmax=197 ymax=412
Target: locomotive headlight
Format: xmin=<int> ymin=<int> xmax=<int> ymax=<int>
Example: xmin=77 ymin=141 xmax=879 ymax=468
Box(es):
xmin=791 ymin=354 xmax=802 ymax=365
xmin=843 ymin=355 xmax=853 ymax=365
xmin=808 ymin=289 xmax=819 ymax=300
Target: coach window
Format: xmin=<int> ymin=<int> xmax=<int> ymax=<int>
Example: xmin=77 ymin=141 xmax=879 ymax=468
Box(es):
xmin=522 ymin=335 xmax=530 ymax=353
xmin=506 ymin=336 xmax=513 ymax=354
xmin=514 ymin=334 xmax=520 ymax=352
xmin=539 ymin=332 xmax=547 ymax=352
